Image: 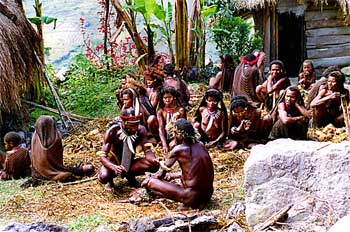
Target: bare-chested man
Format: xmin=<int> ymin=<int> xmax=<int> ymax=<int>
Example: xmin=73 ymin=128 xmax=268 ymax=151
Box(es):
xmin=224 ymin=96 xmax=272 ymax=150
xmin=157 ymin=86 xmax=186 ymax=153
xmin=269 ymin=86 xmax=310 ymax=140
xmin=256 ymin=60 xmax=290 ymax=109
xmin=310 ymin=71 xmax=349 ymax=128
xmin=97 ymin=109 xmax=159 ymax=192
xmin=193 ymin=88 xmax=228 ymax=148
xmin=142 ymin=119 xmax=214 ymax=209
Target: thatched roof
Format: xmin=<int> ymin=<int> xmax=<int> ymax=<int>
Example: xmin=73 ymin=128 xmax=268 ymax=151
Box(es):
xmin=0 ymin=0 xmax=43 ymax=114
xmin=236 ymin=0 xmax=350 ymax=15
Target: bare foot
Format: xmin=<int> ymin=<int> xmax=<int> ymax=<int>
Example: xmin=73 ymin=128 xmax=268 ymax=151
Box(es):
xmin=104 ymin=182 xmax=115 ymax=193
xmin=224 ymin=140 xmax=238 ymax=150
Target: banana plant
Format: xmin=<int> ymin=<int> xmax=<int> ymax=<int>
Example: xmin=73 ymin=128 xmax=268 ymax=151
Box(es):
xmin=174 ymin=0 xmax=188 ymax=72
xmin=122 ymin=0 xmax=165 ymax=66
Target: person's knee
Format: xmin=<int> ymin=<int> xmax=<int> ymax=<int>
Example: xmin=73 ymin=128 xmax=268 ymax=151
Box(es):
xmin=97 ymin=168 xmax=110 ymax=184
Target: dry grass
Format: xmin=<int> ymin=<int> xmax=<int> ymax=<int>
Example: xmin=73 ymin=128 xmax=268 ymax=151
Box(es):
xmin=0 ymin=116 xmax=249 ymax=231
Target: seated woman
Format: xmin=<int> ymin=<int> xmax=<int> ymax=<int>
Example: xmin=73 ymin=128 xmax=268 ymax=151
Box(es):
xmin=298 ymin=59 xmax=316 ymax=91
xmin=224 ymin=96 xmax=272 ymax=150
xmin=163 ymin=63 xmax=191 ymax=109
xmin=193 ymin=88 xmax=228 ymax=148
xmin=142 ymin=119 xmax=214 ymax=209
xmin=157 ymin=86 xmax=186 ymax=153
xmin=0 ymin=132 xmax=31 ymax=180
xmin=310 ymin=71 xmax=349 ymax=128
xmin=31 ymin=115 xmax=94 ymax=182
xmin=269 ymin=86 xmax=311 ymax=140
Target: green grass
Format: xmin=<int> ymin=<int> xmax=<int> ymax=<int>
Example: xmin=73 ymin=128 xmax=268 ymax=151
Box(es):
xmin=64 ymin=214 xmax=107 ymax=232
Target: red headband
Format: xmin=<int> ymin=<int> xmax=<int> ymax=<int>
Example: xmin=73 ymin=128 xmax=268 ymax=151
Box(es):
xmin=240 ymin=56 xmax=259 ymax=65
xmin=120 ymin=113 xmax=142 ymax=121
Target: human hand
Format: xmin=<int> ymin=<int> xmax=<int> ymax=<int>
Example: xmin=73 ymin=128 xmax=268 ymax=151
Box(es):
xmin=205 ymin=141 xmax=216 ymax=148
xmin=242 ymin=120 xmax=251 ymax=131
xmin=162 ymin=145 xmax=169 ymax=153
xmin=112 ymin=165 xmax=126 ymax=176
xmin=329 ymin=92 xmax=340 ymax=99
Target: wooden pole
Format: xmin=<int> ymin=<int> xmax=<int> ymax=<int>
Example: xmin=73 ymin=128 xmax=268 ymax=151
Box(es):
xmin=340 ymin=95 xmax=350 ymax=138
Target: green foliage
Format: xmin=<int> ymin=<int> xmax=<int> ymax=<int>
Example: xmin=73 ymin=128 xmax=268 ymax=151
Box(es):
xmin=28 ymin=16 xmax=57 ymax=29
xmin=65 ymin=214 xmax=107 ymax=232
xmin=211 ymin=16 xmax=262 ymax=65
xmin=58 ymin=55 xmax=129 ymax=117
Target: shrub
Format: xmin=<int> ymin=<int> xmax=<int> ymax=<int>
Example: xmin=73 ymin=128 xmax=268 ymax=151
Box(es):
xmin=211 ymin=16 xmax=262 ymax=65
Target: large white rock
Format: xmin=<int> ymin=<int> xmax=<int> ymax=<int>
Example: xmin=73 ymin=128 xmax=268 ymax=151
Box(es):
xmin=244 ymin=139 xmax=350 ymax=231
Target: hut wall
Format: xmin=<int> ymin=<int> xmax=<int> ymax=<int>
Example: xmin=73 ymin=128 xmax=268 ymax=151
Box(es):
xmin=305 ymin=5 xmax=350 ymax=70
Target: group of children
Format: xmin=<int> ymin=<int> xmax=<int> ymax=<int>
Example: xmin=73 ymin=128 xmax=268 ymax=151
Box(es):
xmin=0 ymin=52 xmax=348 ymax=209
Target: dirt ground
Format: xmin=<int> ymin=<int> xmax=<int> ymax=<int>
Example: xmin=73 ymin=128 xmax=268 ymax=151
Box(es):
xmin=0 ymin=117 xmax=249 ymax=231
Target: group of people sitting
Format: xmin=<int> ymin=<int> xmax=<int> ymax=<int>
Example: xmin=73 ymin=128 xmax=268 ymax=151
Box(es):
xmin=0 ymin=52 xmax=348 ymax=209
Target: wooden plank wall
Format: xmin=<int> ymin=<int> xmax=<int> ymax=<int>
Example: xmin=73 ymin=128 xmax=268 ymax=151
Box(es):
xmin=305 ymin=6 xmax=350 ymax=70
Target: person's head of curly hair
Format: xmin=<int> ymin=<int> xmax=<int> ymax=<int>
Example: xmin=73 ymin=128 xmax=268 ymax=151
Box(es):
xmin=174 ymin=119 xmax=195 ymax=140
xmin=230 ymin=95 xmax=249 ymax=111
xmin=4 ymin=132 xmax=22 ymax=146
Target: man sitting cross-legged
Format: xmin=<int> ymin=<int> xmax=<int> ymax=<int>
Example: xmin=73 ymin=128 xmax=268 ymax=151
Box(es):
xmin=142 ymin=119 xmax=214 ymax=209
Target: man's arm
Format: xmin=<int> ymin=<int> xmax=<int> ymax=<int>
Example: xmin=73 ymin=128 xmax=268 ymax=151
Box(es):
xmin=278 ymin=103 xmax=305 ymax=124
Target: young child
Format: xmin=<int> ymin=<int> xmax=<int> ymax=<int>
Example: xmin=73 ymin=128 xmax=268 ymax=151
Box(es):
xmin=0 ymin=132 xmax=31 ymax=180
xmin=157 ymin=86 xmax=186 ymax=153
xmin=298 ymin=60 xmax=316 ymax=91
xmin=193 ymin=88 xmax=228 ymax=148
xmin=224 ymin=96 xmax=272 ymax=150
xmin=142 ymin=119 xmax=214 ymax=209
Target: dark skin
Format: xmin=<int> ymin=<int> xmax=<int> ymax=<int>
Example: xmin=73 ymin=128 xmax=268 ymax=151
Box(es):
xmin=278 ymin=89 xmax=310 ymax=124
xmin=298 ymin=62 xmax=315 ymax=90
xmin=256 ymin=64 xmax=289 ymax=102
xmin=310 ymin=75 xmax=349 ymax=127
xmin=115 ymin=78 xmax=127 ymax=108
xmin=141 ymin=136 xmax=214 ymax=209
xmin=98 ymin=121 xmax=159 ymax=191
xmin=157 ymin=93 xmax=186 ymax=152
xmin=193 ymin=96 xmax=225 ymax=148
xmin=224 ymin=105 xmax=272 ymax=150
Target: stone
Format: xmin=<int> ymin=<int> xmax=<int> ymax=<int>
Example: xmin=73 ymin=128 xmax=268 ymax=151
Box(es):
xmin=129 ymin=218 xmax=155 ymax=232
xmin=227 ymin=202 xmax=245 ymax=218
xmin=1 ymin=222 xmax=68 ymax=232
xmin=244 ymin=139 xmax=350 ymax=231
xmin=226 ymin=222 xmax=245 ymax=232
xmin=328 ymin=215 xmax=350 ymax=232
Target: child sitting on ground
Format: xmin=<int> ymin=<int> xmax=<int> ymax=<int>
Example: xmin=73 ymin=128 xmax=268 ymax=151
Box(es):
xmin=0 ymin=132 xmax=31 ymax=180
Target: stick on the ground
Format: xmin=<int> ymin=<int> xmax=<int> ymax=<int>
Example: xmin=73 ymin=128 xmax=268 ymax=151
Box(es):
xmin=253 ymin=204 xmax=293 ymax=232
xmin=61 ymin=176 xmax=98 ymax=186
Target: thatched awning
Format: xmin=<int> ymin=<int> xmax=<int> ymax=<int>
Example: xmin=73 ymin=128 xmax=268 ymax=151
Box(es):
xmin=236 ymin=0 xmax=350 ymax=15
xmin=0 ymin=0 xmax=43 ymax=114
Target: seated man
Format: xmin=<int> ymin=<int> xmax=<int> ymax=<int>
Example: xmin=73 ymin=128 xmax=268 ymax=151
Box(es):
xmin=270 ymin=86 xmax=311 ymax=140
xmin=31 ymin=115 xmax=94 ymax=182
xmin=256 ymin=60 xmax=290 ymax=109
xmin=0 ymin=132 xmax=31 ymax=180
xmin=224 ymin=96 xmax=272 ymax=150
xmin=142 ymin=119 xmax=214 ymax=209
xmin=97 ymin=109 xmax=159 ymax=192
xmin=310 ymin=71 xmax=349 ymax=128
xmin=193 ymin=88 xmax=228 ymax=148
xmin=298 ymin=59 xmax=316 ymax=91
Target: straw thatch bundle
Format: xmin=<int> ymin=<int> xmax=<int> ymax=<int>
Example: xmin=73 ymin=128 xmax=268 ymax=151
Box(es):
xmin=236 ymin=0 xmax=349 ymax=15
xmin=0 ymin=0 xmax=43 ymax=116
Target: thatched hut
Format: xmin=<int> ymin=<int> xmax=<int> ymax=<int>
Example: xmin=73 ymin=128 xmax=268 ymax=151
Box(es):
xmin=236 ymin=0 xmax=349 ymax=76
xmin=0 ymin=0 xmax=43 ymax=138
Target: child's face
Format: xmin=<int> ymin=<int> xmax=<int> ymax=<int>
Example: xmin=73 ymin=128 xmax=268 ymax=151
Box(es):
xmin=206 ymin=96 xmax=218 ymax=110
xmin=146 ymin=78 xmax=154 ymax=88
xmin=122 ymin=94 xmax=133 ymax=108
xmin=163 ymin=93 xmax=174 ymax=107
xmin=4 ymin=141 xmax=12 ymax=151
xmin=121 ymin=79 xmax=127 ymax=89
xmin=285 ymin=90 xmax=298 ymax=106
xmin=303 ymin=63 xmax=312 ymax=74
